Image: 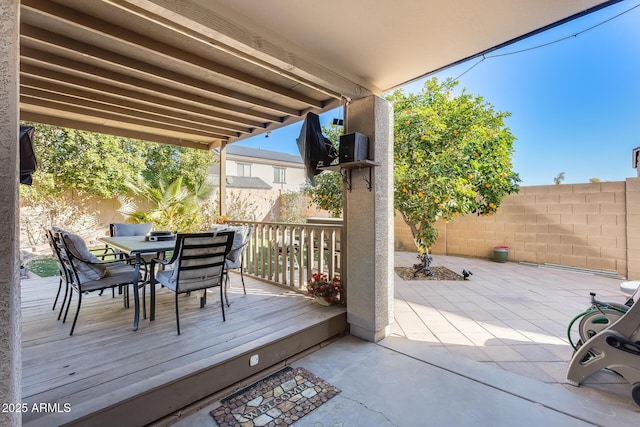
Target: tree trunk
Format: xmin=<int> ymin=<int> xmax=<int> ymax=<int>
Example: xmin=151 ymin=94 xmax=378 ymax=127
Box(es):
xmin=400 ymin=211 xmax=420 ymax=250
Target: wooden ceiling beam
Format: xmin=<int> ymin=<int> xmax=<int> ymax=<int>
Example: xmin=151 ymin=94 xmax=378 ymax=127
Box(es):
xmin=20 ymin=59 xmax=281 ymax=126
xmin=140 ymin=0 xmax=376 ymax=100
xmin=20 ymin=111 xmax=218 ymax=150
xmin=22 ymin=0 xmax=324 ymax=108
xmin=20 ymin=77 xmax=251 ymax=135
xmin=20 ymin=91 xmax=238 ymax=139
xmin=21 ymin=24 xmax=305 ymax=117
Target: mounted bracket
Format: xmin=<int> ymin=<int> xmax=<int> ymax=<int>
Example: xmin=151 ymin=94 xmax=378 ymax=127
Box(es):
xmin=319 ymin=160 xmax=381 ymax=192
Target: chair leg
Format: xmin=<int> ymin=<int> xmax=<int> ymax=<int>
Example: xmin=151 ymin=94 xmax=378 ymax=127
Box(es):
xmin=240 ymin=264 xmax=246 ymax=295
xmin=200 ymin=289 xmax=207 ymax=308
xmin=142 ymin=284 xmax=147 ymax=320
xmin=69 ymin=292 xmax=82 ymax=336
xmin=224 ymin=273 xmax=230 ymax=307
xmin=63 ymin=290 xmax=73 ymax=323
xmin=57 ymin=281 xmax=69 ymax=320
xmin=175 ymin=292 xmax=181 ymax=335
xmin=150 ymin=282 xmax=156 ymax=321
xmin=53 ymin=277 xmax=63 ymax=310
xmin=124 ymin=285 xmax=130 ymax=308
xmin=219 ymin=284 xmax=226 ymax=322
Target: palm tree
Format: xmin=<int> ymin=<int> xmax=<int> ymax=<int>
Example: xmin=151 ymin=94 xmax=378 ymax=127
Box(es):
xmin=553 ymin=172 xmax=565 ymax=185
xmin=122 ymin=176 xmax=213 ymax=232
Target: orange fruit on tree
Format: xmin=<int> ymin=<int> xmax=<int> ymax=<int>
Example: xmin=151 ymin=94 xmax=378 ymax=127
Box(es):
xmin=485 ymin=183 xmax=491 ymax=188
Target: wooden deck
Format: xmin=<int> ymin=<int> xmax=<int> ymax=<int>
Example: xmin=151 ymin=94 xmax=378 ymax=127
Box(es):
xmin=21 ymin=273 xmax=348 ymax=426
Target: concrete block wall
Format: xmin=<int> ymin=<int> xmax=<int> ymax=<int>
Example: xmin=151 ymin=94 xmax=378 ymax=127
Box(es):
xmin=395 ymin=180 xmax=635 ymax=278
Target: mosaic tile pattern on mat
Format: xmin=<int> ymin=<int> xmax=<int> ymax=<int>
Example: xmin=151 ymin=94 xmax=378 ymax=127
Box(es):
xmin=211 ymin=366 xmax=340 ymax=427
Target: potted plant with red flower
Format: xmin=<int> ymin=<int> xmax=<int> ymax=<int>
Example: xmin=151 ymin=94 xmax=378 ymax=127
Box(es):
xmin=306 ymin=273 xmax=344 ymax=306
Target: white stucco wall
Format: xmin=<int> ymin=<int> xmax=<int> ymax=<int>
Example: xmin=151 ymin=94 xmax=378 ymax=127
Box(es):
xmin=0 ymin=1 xmax=22 ymax=425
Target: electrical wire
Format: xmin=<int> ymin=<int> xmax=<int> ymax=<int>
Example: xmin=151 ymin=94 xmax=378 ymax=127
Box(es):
xmin=451 ymin=1 xmax=640 ymax=82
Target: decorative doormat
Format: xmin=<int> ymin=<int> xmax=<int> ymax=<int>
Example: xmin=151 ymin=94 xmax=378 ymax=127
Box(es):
xmin=211 ymin=366 xmax=340 ymax=427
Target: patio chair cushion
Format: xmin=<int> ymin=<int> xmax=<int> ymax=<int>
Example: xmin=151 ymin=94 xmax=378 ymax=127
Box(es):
xmin=111 ymin=222 xmax=152 ymax=237
xmin=62 ymin=232 xmax=106 ymax=282
xmin=155 ymin=266 xmax=224 ymax=292
xmin=225 ymin=226 xmax=247 ymax=263
xmin=80 ymin=263 xmax=137 ymax=292
xmin=208 ymin=226 xmax=245 ymax=263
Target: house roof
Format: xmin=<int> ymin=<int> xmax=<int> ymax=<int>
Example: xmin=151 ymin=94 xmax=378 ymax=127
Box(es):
xmin=209 ymin=174 xmax=272 ymax=190
xmin=224 ymin=145 xmax=303 ymax=164
xmin=19 ymin=0 xmax=620 ymax=150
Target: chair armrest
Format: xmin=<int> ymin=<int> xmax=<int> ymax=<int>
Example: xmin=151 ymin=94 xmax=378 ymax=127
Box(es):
xmin=67 ymin=251 xmax=130 ymax=267
xmin=90 ymin=245 xmax=116 ymax=260
xmin=95 ymin=258 xmax=136 ymax=266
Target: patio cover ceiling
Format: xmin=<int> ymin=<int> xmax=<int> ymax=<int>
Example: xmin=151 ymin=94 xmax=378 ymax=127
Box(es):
xmin=19 ymin=0 xmax=620 ymax=150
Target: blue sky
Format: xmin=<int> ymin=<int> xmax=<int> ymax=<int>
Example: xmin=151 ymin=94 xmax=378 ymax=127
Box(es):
xmin=236 ymin=1 xmax=640 ymax=187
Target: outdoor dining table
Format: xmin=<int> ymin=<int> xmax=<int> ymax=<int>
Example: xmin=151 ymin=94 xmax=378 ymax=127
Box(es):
xmin=99 ymin=235 xmax=176 ymax=331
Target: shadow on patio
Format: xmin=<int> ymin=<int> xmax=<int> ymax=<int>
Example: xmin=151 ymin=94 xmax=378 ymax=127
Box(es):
xmin=393 ymin=252 xmax=640 ymax=412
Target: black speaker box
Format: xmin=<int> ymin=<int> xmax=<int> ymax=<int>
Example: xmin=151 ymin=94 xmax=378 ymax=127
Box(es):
xmin=339 ymin=132 xmax=368 ymax=163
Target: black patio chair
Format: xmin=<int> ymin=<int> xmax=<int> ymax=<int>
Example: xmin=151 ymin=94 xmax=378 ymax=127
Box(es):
xmin=224 ymin=225 xmax=253 ymax=305
xmin=149 ymin=231 xmax=234 ymax=335
xmin=51 ymin=229 xmax=142 ymax=335
xmin=103 ymin=222 xmax=154 ymax=304
xmin=45 ymin=229 xmax=70 ymax=317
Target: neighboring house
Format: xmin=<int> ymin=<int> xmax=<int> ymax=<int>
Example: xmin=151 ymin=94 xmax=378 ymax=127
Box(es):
xmin=210 ymin=144 xmax=307 ymax=192
xmin=209 ymin=144 xmax=310 ymax=221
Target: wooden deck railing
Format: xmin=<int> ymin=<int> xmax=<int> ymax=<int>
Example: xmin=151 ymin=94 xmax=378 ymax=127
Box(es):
xmin=230 ymin=221 xmax=342 ymax=292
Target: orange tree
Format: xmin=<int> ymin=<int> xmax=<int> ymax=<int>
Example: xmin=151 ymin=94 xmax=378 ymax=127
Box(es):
xmin=388 ymin=77 xmax=520 ymax=250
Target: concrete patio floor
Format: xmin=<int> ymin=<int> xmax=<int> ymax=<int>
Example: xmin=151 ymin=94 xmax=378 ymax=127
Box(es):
xmin=392 ymin=252 xmax=638 ymax=412
xmin=162 ymin=253 xmax=640 ymax=426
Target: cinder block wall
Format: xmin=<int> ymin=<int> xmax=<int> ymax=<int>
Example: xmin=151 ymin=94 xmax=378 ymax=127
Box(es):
xmin=395 ymin=179 xmax=637 ymax=278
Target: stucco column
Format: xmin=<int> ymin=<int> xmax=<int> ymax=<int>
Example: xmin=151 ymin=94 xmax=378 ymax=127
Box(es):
xmin=0 ymin=1 xmax=22 ymax=425
xmin=344 ymin=95 xmax=394 ymax=342
xmin=218 ymin=140 xmax=227 ymax=216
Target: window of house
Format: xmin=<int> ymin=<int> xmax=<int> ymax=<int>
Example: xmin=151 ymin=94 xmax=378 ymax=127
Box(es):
xmin=237 ymin=163 xmax=251 ymax=177
xmin=273 ymin=167 xmax=286 ymax=183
